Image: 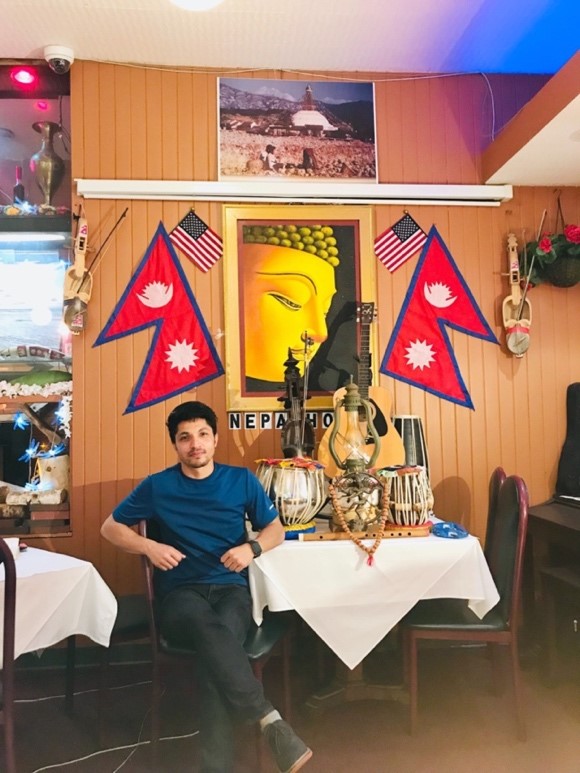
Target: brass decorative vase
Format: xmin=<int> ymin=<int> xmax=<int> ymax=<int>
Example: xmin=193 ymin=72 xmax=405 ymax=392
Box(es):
xmin=29 ymin=121 xmax=65 ymax=208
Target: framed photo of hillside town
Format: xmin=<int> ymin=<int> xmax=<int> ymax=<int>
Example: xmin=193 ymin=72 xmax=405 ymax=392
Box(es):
xmin=222 ymin=204 xmax=378 ymax=412
xmin=218 ymin=78 xmax=377 ymax=183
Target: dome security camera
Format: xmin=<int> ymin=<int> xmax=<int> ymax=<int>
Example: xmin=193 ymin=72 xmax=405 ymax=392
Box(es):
xmin=44 ymin=45 xmax=74 ymax=75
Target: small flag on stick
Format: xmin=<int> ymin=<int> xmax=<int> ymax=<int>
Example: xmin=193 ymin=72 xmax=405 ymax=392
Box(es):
xmin=169 ymin=210 xmax=223 ymax=272
xmin=374 ymin=213 xmax=427 ymax=272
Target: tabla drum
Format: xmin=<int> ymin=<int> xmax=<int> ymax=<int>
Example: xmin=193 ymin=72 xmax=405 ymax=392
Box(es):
xmin=256 ymin=458 xmax=326 ymax=539
xmin=377 ymin=465 xmax=431 ymax=527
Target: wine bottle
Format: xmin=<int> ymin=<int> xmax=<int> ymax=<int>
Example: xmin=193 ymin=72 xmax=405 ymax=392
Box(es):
xmin=13 ymin=165 xmax=25 ymax=204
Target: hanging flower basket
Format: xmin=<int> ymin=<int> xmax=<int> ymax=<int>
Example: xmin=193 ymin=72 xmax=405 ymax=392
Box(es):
xmin=521 ymin=224 xmax=580 ymax=287
xmin=542 ymin=253 xmax=580 ymax=287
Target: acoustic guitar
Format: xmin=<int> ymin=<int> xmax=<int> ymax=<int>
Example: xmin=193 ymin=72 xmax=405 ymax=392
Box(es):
xmin=316 ymin=302 xmax=406 ymax=477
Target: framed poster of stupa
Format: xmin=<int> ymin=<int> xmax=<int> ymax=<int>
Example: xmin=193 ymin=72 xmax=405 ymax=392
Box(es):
xmin=218 ymin=77 xmax=377 ymax=183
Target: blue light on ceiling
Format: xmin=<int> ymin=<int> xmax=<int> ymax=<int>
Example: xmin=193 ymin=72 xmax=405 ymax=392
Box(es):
xmin=443 ymin=0 xmax=580 ymax=75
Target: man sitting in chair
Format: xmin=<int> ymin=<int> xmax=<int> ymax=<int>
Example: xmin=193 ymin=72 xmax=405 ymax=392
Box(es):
xmin=101 ymin=400 xmax=312 ymax=773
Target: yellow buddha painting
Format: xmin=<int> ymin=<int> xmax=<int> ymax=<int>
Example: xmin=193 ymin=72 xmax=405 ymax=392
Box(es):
xmin=238 ymin=220 xmax=359 ymax=397
xmin=222 ymin=206 xmax=376 ymax=411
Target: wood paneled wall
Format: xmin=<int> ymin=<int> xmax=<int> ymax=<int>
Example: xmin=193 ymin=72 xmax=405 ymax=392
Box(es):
xmin=42 ymin=62 xmax=578 ymax=595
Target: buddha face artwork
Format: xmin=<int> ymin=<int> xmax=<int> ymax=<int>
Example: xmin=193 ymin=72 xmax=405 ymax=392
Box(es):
xmin=240 ymin=227 xmax=339 ymax=384
xmin=223 ymin=207 xmax=376 ymax=411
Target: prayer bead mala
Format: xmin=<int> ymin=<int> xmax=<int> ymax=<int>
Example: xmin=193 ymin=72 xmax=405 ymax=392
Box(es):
xmin=328 ymin=478 xmax=389 ymax=566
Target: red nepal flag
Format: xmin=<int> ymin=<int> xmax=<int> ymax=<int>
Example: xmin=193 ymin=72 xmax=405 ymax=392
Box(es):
xmin=94 ymin=222 xmax=224 ymax=413
xmin=380 ymin=226 xmax=497 ymax=408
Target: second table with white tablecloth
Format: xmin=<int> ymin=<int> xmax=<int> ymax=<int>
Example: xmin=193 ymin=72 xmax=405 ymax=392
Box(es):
xmin=249 ymin=530 xmax=499 ymax=670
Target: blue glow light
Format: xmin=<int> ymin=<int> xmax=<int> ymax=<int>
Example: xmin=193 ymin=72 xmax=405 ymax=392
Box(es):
xmin=13 ymin=412 xmax=30 ymax=430
xmin=38 ymin=442 xmax=67 ymax=458
xmin=25 ymin=477 xmax=51 ymax=492
xmin=19 ymin=439 xmax=40 ymax=462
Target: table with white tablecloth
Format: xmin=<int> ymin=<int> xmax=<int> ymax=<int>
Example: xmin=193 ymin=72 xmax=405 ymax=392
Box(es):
xmin=0 ymin=546 xmax=118 ymax=667
xmin=249 ymin=530 xmax=499 ymax=670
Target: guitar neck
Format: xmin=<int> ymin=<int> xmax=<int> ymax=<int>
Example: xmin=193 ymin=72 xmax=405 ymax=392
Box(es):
xmin=357 ymin=322 xmax=371 ymax=400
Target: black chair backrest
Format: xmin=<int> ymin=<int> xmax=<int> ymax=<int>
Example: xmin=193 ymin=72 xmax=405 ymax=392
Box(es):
xmin=0 ymin=538 xmax=17 ymax=709
xmin=485 ymin=475 xmax=528 ymax=624
xmin=556 ymin=382 xmax=580 ymax=496
xmin=484 ymin=466 xmax=507 ymax=564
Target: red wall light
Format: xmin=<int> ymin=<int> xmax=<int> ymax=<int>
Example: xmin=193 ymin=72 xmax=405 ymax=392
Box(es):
xmin=10 ymin=66 xmax=39 ymax=89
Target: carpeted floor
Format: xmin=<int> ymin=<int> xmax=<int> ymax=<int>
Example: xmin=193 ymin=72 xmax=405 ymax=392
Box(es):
xmin=8 ymin=628 xmax=580 ymax=773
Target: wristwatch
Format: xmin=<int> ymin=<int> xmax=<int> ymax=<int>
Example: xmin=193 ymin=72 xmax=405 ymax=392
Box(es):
xmin=248 ymin=539 xmax=262 ymax=559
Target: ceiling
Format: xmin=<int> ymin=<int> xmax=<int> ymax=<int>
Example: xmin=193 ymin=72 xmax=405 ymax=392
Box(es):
xmin=1 ymin=0 xmax=579 ymax=186
xmin=1 ymin=0 xmax=577 ymax=75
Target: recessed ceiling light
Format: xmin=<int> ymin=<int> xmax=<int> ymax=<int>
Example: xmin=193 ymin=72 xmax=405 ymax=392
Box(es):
xmin=169 ymin=0 xmax=225 ymax=10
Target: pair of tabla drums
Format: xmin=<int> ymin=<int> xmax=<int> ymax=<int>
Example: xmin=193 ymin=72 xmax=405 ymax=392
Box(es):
xmin=255 ymin=459 xmax=434 ymax=534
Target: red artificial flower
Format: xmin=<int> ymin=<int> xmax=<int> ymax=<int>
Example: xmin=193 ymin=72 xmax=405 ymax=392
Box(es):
xmin=538 ymin=235 xmax=553 ymax=253
xmin=564 ymin=224 xmax=580 ymax=244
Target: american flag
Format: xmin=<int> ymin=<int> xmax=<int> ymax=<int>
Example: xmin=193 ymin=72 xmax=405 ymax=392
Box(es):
xmin=374 ymin=213 xmax=427 ymax=272
xmin=169 ymin=211 xmax=223 ymax=272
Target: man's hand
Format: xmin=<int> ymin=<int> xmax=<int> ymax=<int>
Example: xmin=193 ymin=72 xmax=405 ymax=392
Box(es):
xmin=220 ymin=544 xmax=254 ymax=573
xmin=145 ymin=540 xmax=186 ymax=571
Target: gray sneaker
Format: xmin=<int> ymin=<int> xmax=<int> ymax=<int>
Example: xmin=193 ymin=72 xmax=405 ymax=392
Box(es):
xmin=263 ymin=719 xmax=313 ymax=773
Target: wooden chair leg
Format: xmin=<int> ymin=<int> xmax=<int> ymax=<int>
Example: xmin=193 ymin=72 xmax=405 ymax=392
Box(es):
xmin=150 ymin=660 xmax=162 ymax=765
xmin=3 ymin=693 xmax=16 ymax=773
xmin=402 ymin=628 xmax=409 ymax=688
xmin=281 ymin=637 xmax=292 ymax=722
xmin=488 ymin=643 xmax=504 ymax=696
xmin=65 ymin=635 xmax=76 ymax=716
xmin=406 ymin=630 xmax=419 ymax=735
xmin=509 ymin=637 xmax=526 ymax=741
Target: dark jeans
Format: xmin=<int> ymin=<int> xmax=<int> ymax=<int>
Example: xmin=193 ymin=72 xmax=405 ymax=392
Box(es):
xmin=158 ymin=584 xmax=273 ymax=773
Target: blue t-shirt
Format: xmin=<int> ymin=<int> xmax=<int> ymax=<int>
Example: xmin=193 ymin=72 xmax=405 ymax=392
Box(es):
xmin=112 ymin=462 xmax=278 ymax=598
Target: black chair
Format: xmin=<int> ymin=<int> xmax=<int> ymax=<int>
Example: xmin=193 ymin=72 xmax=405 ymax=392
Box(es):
xmin=137 ymin=520 xmax=293 ymax=770
xmin=401 ymin=474 xmax=529 ymax=740
xmin=0 ymin=538 xmax=17 ymax=773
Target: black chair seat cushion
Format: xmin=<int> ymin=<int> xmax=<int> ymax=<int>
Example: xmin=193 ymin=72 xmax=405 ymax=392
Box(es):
xmin=113 ymin=594 xmax=150 ymax=638
xmin=404 ymin=598 xmax=506 ymax=632
xmin=159 ymin=612 xmax=293 ymax=662
xmin=244 ymin=612 xmax=292 ymax=661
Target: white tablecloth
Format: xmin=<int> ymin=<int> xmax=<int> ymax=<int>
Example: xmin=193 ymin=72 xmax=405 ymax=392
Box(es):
xmin=0 ymin=546 xmax=118 ymax=667
xmin=249 ymin=532 xmax=499 ymax=669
